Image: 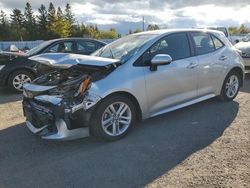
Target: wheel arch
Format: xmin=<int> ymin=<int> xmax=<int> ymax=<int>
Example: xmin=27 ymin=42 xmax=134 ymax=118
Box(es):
xmin=102 ymin=91 xmax=143 ymax=121
xmin=229 ymin=66 xmax=244 ymax=87
xmin=6 ymin=67 xmax=36 ymax=85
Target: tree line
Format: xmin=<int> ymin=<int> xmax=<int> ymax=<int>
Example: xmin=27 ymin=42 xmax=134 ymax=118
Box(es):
xmin=0 ymin=2 xmax=122 ymax=41
xmin=228 ymin=24 xmax=250 ymax=35
xmin=0 ymin=2 xmax=162 ymax=41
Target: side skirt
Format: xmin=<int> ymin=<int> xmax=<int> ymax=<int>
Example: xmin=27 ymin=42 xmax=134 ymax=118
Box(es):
xmin=150 ymin=94 xmax=216 ymax=118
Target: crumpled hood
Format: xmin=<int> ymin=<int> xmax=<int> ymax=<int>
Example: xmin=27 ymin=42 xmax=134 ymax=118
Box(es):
xmin=29 ymin=53 xmax=120 ymax=69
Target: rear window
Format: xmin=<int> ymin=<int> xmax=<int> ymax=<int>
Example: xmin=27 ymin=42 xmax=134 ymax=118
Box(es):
xmin=191 ymin=32 xmax=215 ymax=56
xmin=211 ymin=35 xmax=224 ymax=49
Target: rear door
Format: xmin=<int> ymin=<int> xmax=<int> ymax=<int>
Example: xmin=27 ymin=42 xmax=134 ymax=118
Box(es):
xmin=190 ymin=32 xmax=228 ymax=96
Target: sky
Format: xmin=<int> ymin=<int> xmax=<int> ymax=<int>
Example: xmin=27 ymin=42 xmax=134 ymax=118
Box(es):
xmin=0 ymin=0 xmax=250 ymax=35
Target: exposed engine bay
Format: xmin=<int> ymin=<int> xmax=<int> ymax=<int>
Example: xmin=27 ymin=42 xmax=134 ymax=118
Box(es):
xmin=22 ymin=55 xmax=121 ymax=140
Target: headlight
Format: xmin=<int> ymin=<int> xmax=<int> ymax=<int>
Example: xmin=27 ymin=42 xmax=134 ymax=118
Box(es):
xmin=0 ymin=65 xmax=5 ymax=71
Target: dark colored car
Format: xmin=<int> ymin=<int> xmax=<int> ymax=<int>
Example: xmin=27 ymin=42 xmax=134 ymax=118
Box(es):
xmin=0 ymin=38 xmax=106 ymax=92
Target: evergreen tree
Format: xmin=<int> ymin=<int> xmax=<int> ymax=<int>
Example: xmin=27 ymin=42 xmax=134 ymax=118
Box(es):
xmin=24 ymin=2 xmax=37 ymax=40
xmin=47 ymin=2 xmax=57 ymax=38
xmin=0 ymin=10 xmax=10 ymax=40
xmin=37 ymin=4 xmax=49 ymax=40
xmin=10 ymin=8 xmax=25 ymax=40
xmin=64 ymin=3 xmax=75 ymax=25
xmin=64 ymin=3 xmax=75 ymax=35
xmin=49 ymin=6 xmax=70 ymax=38
xmin=57 ymin=6 xmax=63 ymax=19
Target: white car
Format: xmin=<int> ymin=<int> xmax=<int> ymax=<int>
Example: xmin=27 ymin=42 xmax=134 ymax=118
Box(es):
xmin=234 ymin=33 xmax=250 ymax=70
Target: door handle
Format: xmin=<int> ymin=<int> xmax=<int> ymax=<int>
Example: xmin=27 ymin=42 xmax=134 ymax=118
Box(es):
xmin=219 ymin=55 xmax=227 ymax=61
xmin=187 ymin=62 xmax=198 ymax=69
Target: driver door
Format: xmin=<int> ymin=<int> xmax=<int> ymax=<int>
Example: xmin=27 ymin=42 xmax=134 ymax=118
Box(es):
xmin=143 ymin=32 xmax=199 ymax=116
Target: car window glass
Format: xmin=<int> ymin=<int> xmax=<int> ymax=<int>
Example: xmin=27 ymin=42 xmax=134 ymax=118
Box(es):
xmin=77 ymin=41 xmax=96 ymax=54
xmin=46 ymin=42 xmax=74 ymax=53
xmin=191 ymin=33 xmax=215 ymax=55
xmin=211 ymin=35 xmax=224 ymax=49
xmin=150 ymin=33 xmax=191 ymax=61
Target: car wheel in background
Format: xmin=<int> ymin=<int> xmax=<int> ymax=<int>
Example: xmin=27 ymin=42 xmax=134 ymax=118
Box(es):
xmin=8 ymin=70 xmax=34 ymax=92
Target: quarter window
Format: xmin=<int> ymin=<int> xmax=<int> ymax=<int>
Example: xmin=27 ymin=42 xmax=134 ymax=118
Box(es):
xmin=191 ymin=33 xmax=215 ymax=55
xmin=150 ymin=33 xmax=191 ymax=61
xmin=211 ymin=35 xmax=224 ymax=49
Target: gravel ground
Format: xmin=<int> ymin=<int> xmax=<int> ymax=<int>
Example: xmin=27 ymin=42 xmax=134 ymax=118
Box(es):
xmin=0 ymin=74 xmax=249 ymax=188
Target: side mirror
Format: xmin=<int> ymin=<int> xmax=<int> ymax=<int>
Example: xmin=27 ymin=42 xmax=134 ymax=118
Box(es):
xmin=150 ymin=54 xmax=172 ymax=71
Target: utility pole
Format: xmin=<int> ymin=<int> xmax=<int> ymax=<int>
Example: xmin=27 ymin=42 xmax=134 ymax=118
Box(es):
xmin=142 ymin=16 xmax=145 ymax=31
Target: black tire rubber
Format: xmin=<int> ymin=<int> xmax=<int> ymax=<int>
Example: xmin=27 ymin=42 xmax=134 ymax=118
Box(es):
xmin=7 ymin=70 xmax=34 ymax=92
xmin=218 ymin=71 xmax=240 ymax=101
xmin=90 ymin=95 xmax=136 ymax=141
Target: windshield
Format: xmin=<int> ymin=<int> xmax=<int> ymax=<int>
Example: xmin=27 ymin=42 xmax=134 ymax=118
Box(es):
xmin=92 ymin=34 xmax=157 ymax=63
xmin=25 ymin=40 xmax=52 ymax=56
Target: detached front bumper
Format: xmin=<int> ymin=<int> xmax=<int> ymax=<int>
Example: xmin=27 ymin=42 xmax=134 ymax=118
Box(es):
xmin=25 ymin=120 xmax=89 ymax=141
xmin=23 ymin=95 xmax=94 ymax=141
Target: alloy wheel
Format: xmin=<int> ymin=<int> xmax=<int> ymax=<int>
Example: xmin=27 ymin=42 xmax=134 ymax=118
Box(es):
xmin=101 ymin=102 xmax=132 ymax=137
xmin=225 ymin=75 xmax=239 ymax=98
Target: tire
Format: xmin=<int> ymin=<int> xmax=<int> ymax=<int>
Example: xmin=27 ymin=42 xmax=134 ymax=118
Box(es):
xmin=8 ymin=70 xmax=34 ymax=92
xmin=218 ymin=71 xmax=240 ymax=101
xmin=90 ymin=95 xmax=136 ymax=141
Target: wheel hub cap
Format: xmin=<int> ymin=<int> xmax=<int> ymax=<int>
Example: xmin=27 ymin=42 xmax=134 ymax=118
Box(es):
xmin=13 ymin=74 xmax=31 ymax=91
xmin=101 ymin=102 xmax=132 ymax=136
xmin=225 ymin=75 xmax=239 ymax=98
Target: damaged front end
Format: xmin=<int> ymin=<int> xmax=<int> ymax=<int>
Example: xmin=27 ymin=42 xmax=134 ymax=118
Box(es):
xmin=22 ymin=53 xmax=120 ymax=140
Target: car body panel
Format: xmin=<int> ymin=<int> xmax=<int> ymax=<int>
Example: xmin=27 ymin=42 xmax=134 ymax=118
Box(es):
xmin=144 ymin=56 xmax=198 ymax=117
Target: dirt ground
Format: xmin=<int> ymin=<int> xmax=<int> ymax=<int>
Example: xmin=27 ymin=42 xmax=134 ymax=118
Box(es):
xmin=0 ymin=74 xmax=249 ymax=188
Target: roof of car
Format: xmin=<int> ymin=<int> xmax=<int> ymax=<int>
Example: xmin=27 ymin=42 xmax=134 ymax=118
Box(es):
xmin=134 ymin=28 xmax=225 ymax=36
xmin=48 ymin=38 xmax=106 ymax=44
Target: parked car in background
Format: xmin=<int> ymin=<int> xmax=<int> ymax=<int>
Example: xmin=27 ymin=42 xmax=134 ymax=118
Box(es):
xmin=234 ymin=33 xmax=250 ymax=70
xmin=0 ymin=38 xmax=106 ymax=91
xmin=22 ymin=29 xmax=244 ymax=141
xmin=201 ymin=27 xmax=235 ymax=43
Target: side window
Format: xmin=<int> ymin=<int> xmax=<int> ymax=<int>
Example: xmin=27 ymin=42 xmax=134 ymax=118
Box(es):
xmin=46 ymin=42 xmax=74 ymax=53
xmin=150 ymin=33 xmax=191 ymax=61
xmin=77 ymin=41 xmax=96 ymax=54
xmin=191 ymin=32 xmax=215 ymax=55
xmin=211 ymin=35 xmax=224 ymax=49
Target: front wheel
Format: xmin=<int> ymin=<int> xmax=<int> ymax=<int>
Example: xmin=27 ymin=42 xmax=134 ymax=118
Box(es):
xmin=219 ymin=71 xmax=240 ymax=101
xmin=90 ymin=95 xmax=136 ymax=141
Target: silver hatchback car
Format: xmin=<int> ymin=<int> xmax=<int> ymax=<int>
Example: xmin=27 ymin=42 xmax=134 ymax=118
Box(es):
xmin=23 ymin=29 xmax=245 ymax=141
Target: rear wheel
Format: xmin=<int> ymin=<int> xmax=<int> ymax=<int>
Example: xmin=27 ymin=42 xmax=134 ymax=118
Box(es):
xmin=8 ymin=70 xmax=34 ymax=92
xmin=90 ymin=95 xmax=136 ymax=141
xmin=219 ymin=71 xmax=240 ymax=101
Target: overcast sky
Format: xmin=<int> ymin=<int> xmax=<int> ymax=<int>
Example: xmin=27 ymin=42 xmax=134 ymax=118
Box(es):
xmin=1 ymin=0 xmax=250 ymax=34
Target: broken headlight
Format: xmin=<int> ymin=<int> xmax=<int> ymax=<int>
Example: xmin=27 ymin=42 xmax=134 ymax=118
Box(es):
xmin=47 ymin=76 xmax=89 ymax=98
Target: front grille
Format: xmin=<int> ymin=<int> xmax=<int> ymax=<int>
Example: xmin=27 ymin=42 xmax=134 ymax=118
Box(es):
xmin=23 ymin=100 xmax=54 ymax=128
